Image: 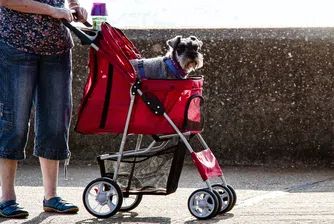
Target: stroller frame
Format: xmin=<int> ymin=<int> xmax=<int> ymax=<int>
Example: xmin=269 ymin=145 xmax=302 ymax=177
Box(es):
xmin=91 ymin=81 xmax=235 ymax=219
xmin=62 ymin=20 xmax=236 ymax=220
xmin=97 ymin=84 xmax=229 ymax=189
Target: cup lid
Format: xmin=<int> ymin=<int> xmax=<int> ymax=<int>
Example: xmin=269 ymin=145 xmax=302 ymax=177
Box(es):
xmin=91 ymin=3 xmax=108 ymax=16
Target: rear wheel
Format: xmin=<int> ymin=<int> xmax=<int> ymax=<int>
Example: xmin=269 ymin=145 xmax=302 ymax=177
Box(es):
xmin=119 ymin=193 xmax=143 ymax=212
xmin=82 ymin=177 xmax=123 ymax=218
xmin=104 ymin=173 xmax=143 ymax=212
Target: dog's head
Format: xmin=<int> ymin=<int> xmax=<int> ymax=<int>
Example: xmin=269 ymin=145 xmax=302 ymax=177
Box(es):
xmin=166 ymin=35 xmax=204 ymax=73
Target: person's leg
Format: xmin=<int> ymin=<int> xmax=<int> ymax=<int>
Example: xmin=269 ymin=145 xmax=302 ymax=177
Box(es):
xmin=39 ymin=158 xmax=59 ymax=200
xmin=0 ymin=42 xmax=38 ymax=217
xmin=0 ymin=159 xmax=17 ymax=202
xmin=33 ymin=50 xmax=72 ymax=162
xmin=34 ymin=50 xmax=77 ymax=213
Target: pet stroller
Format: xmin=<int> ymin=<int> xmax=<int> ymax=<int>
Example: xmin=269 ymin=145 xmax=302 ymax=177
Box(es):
xmin=63 ymin=20 xmax=237 ymax=220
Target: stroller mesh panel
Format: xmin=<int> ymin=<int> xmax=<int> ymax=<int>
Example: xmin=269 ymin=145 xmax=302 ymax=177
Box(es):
xmin=183 ymin=94 xmax=205 ymax=132
xmin=101 ymin=140 xmax=186 ymax=195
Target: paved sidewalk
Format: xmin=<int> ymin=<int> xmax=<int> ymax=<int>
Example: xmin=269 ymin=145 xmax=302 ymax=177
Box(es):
xmin=0 ymin=163 xmax=333 ymax=223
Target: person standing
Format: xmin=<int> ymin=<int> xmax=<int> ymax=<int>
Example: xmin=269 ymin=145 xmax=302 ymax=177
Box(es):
xmin=0 ymin=0 xmax=88 ymax=218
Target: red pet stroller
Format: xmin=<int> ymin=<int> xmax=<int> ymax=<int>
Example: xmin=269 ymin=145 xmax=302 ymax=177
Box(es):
xmin=63 ymin=21 xmax=236 ymax=220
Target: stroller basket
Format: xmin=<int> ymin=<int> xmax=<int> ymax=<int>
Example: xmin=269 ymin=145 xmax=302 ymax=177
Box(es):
xmin=98 ymin=140 xmax=186 ymax=195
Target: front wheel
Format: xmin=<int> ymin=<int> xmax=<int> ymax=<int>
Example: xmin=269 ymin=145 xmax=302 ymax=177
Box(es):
xmin=187 ymin=188 xmax=220 ymax=220
xmin=82 ymin=177 xmax=123 ymax=218
xmin=212 ymin=184 xmax=233 ymax=214
xmin=226 ymin=185 xmax=237 ymax=212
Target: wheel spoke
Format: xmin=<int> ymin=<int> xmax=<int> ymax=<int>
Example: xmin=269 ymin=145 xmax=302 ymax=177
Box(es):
xmin=191 ymin=205 xmax=198 ymax=211
xmin=105 ymin=188 xmax=116 ymax=195
xmin=98 ymin=183 xmax=105 ymax=193
xmin=93 ymin=203 xmax=102 ymax=211
xmin=107 ymin=200 xmax=116 ymax=211
xmin=204 ymin=207 xmax=211 ymax=214
xmin=204 ymin=194 xmax=210 ymax=201
xmin=88 ymin=192 xmax=96 ymax=198
xmin=207 ymin=202 xmax=214 ymax=211
xmin=220 ymin=191 xmax=228 ymax=198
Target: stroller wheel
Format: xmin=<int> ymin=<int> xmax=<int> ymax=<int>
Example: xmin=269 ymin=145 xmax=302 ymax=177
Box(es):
xmin=212 ymin=184 xmax=234 ymax=214
xmin=104 ymin=173 xmax=143 ymax=212
xmin=82 ymin=177 xmax=123 ymax=218
xmin=227 ymin=185 xmax=237 ymax=211
xmin=119 ymin=193 xmax=143 ymax=212
xmin=187 ymin=188 xmax=220 ymax=220
xmin=211 ymin=189 xmax=223 ymax=216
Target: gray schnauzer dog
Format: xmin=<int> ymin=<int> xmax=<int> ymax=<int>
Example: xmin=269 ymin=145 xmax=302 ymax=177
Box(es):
xmin=130 ymin=36 xmax=204 ymax=79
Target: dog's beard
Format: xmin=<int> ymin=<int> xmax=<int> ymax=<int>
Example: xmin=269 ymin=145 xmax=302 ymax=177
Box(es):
xmin=176 ymin=53 xmax=204 ymax=73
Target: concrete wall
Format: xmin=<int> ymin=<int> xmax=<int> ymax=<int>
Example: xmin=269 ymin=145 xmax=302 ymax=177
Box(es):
xmin=26 ymin=28 xmax=334 ymax=166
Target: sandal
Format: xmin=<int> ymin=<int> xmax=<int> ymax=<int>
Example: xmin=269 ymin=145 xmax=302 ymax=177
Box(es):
xmin=0 ymin=200 xmax=29 ymax=218
xmin=43 ymin=197 xmax=79 ymax=213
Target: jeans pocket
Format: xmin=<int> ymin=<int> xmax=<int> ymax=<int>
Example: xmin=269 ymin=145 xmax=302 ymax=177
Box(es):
xmin=0 ymin=102 xmax=13 ymax=132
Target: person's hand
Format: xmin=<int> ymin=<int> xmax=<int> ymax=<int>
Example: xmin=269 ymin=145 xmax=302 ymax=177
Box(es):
xmin=50 ymin=7 xmax=74 ymax=21
xmin=71 ymin=6 xmax=88 ymax=23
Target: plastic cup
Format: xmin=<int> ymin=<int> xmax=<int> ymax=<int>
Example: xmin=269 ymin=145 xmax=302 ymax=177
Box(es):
xmin=91 ymin=3 xmax=108 ymax=30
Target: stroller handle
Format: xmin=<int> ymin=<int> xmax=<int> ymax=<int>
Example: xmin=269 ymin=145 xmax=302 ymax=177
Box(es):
xmin=61 ymin=19 xmax=98 ymax=45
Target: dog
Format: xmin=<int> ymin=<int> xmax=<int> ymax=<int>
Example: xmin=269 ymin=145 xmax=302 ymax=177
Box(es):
xmin=130 ymin=35 xmax=204 ymax=79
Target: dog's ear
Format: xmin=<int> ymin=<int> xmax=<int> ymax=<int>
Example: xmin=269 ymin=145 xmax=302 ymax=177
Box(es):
xmin=167 ymin=36 xmax=182 ymax=49
xmin=189 ymin=36 xmax=203 ymax=49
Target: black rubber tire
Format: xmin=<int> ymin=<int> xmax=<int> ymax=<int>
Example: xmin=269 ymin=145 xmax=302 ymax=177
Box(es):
xmin=212 ymin=189 xmax=223 ymax=216
xmin=119 ymin=194 xmax=143 ymax=212
xmin=226 ymin=185 xmax=237 ymax=212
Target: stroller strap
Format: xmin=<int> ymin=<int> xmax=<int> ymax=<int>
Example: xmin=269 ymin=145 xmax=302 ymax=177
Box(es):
xmin=138 ymin=60 xmax=146 ymax=79
xmin=137 ymin=58 xmax=187 ymax=79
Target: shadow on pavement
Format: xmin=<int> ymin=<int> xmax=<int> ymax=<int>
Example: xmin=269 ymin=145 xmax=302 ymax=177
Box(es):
xmin=73 ymin=212 xmax=235 ymax=224
xmin=75 ymin=212 xmax=170 ymax=223
xmin=21 ymin=212 xmax=78 ymax=224
xmin=184 ymin=213 xmax=234 ymax=224
xmin=0 ymin=213 xmax=54 ymax=223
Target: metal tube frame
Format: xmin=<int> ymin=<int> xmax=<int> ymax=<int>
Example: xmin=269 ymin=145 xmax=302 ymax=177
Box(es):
xmin=112 ymin=86 xmax=136 ymax=181
xmin=107 ymin=85 xmax=226 ymax=189
xmin=92 ymin=44 xmax=99 ymax=51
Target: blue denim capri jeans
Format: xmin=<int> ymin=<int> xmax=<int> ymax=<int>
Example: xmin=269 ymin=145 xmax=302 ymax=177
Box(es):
xmin=0 ymin=41 xmax=72 ymax=160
